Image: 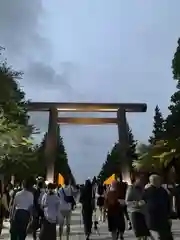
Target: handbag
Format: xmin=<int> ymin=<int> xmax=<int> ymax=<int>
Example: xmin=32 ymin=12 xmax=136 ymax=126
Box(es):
xmin=61 ymin=188 xmax=76 ymax=209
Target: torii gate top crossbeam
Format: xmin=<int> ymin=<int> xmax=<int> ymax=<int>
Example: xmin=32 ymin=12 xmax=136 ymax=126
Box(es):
xmin=28 ymin=102 xmax=147 ymax=112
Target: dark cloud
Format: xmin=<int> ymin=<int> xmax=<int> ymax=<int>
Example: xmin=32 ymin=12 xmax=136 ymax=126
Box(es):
xmin=24 ymin=61 xmax=73 ymax=90
xmin=0 ymin=0 xmax=46 ymax=56
xmin=0 ymin=1 xmax=82 ymax=99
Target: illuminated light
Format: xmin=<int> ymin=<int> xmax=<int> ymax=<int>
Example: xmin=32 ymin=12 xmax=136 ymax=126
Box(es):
xmin=46 ymin=171 xmax=54 ymax=183
xmin=124 ymin=176 xmax=132 ymax=185
xmin=57 ymin=117 xmax=118 ymax=125
xmin=56 ymin=108 xmax=118 ymax=112
xmin=122 ymin=172 xmax=132 ymax=185
xmin=45 ymin=180 xmax=49 ymax=185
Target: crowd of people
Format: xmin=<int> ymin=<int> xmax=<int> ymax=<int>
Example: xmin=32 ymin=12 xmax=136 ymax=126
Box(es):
xmin=0 ymin=174 xmax=179 ymax=240
xmin=0 ymin=177 xmax=79 ymax=240
xmin=81 ymin=174 xmax=179 ymax=240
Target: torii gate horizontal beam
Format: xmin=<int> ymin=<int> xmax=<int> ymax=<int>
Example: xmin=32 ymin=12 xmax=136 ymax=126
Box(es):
xmin=57 ymin=117 xmax=118 ymax=125
xmin=28 ymin=102 xmax=147 ymax=113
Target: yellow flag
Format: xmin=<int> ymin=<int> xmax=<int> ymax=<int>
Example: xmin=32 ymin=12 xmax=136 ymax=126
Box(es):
xmin=58 ymin=173 xmax=64 ymax=186
xmin=104 ymin=174 xmax=115 ymax=185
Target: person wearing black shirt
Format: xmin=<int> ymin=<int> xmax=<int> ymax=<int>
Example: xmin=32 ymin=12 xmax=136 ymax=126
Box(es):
xmin=97 ymin=183 xmax=105 ymax=222
xmin=80 ymin=180 xmax=93 ymax=240
xmin=31 ymin=180 xmax=45 ymax=240
xmin=143 ymin=175 xmax=173 ymax=240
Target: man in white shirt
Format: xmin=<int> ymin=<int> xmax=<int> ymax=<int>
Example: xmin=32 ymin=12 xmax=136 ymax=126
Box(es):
xmin=58 ymin=179 xmax=75 ymax=240
xmin=10 ymin=179 xmax=34 ymax=240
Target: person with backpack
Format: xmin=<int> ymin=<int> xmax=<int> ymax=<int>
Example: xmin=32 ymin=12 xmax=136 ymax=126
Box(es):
xmin=58 ymin=179 xmax=75 ymax=240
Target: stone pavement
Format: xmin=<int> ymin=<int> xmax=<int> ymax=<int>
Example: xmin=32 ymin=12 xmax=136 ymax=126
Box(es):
xmin=1 ymin=206 xmax=180 ymax=239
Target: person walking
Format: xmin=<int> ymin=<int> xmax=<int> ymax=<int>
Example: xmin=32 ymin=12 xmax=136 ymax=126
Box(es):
xmin=32 ymin=179 xmax=45 ymax=240
xmin=105 ymin=180 xmax=125 ymax=240
xmin=97 ymin=182 xmax=105 ymax=222
xmin=80 ymin=179 xmax=94 ymax=240
xmin=0 ymin=181 xmax=9 ymax=236
xmin=116 ymin=178 xmax=132 ymax=230
xmin=39 ymin=183 xmax=60 ymax=240
xmin=58 ymin=179 xmax=75 ymax=240
xmin=10 ymin=179 xmax=34 ymax=240
xmin=126 ymin=175 xmax=150 ymax=240
xmin=143 ymin=174 xmax=173 ymax=240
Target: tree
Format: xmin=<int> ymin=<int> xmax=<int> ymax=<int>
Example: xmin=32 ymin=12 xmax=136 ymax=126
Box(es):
xmin=98 ymin=152 xmax=112 ymax=182
xmin=55 ymin=135 xmax=70 ymax=180
xmin=149 ymin=105 xmax=164 ymax=144
xmin=98 ymin=128 xmax=137 ymax=182
xmin=0 ymin=55 xmax=33 ymax=177
xmin=127 ymin=128 xmax=138 ymax=169
xmin=172 ymin=38 xmax=180 ymax=87
xmin=36 ymin=129 xmax=75 ymax=183
xmin=55 ymin=126 xmax=75 ymax=183
xmin=133 ymin=140 xmax=172 ymax=171
xmin=137 ymin=143 xmax=151 ymax=155
xmin=132 ymin=39 xmax=180 ymax=181
xmin=162 ymin=39 xmax=180 ymax=157
xmin=165 ymin=39 xmax=180 ymax=147
xmin=0 ymin=113 xmax=30 ymax=156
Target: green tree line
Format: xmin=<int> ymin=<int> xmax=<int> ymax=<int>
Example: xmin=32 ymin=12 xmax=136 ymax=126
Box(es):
xmin=0 ymin=49 xmax=74 ymax=183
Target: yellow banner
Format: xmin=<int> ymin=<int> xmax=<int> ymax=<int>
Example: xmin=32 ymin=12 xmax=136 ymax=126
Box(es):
xmin=58 ymin=173 xmax=64 ymax=186
xmin=104 ymin=174 xmax=115 ymax=185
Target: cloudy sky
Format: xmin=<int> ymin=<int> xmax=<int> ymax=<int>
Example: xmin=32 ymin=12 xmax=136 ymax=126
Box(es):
xmin=0 ymin=0 xmax=179 ymax=182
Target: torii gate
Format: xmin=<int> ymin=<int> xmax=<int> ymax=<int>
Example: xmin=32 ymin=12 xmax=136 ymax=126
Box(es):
xmin=28 ymin=102 xmax=147 ymax=183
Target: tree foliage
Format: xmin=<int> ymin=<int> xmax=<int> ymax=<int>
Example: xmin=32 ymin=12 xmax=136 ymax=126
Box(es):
xmin=133 ymin=39 xmax=180 ymax=178
xmin=0 ymin=50 xmax=76 ymax=181
xmin=165 ymin=38 xmax=180 ymax=148
xmin=172 ymin=38 xmax=180 ymax=87
xmin=148 ymin=105 xmax=164 ymax=144
xmin=0 ymin=53 xmax=34 ymax=177
xmin=55 ymin=133 xmax=73 ymax=182
xmin=98 ymin=128 xmax=137 ymax=182
xmin=35 ymin=129 xmax=75 ymax=183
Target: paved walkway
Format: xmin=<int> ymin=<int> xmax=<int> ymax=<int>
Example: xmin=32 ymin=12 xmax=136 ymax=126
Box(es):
xmin=1 ymin=206 xmax=180 ymax=239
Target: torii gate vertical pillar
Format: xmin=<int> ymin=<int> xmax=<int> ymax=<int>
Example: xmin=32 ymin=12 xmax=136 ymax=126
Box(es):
xmin=45 ymin=107 xmax=58 ymax=182
xmin=117 ymin=108 xmax=131 ymax=184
